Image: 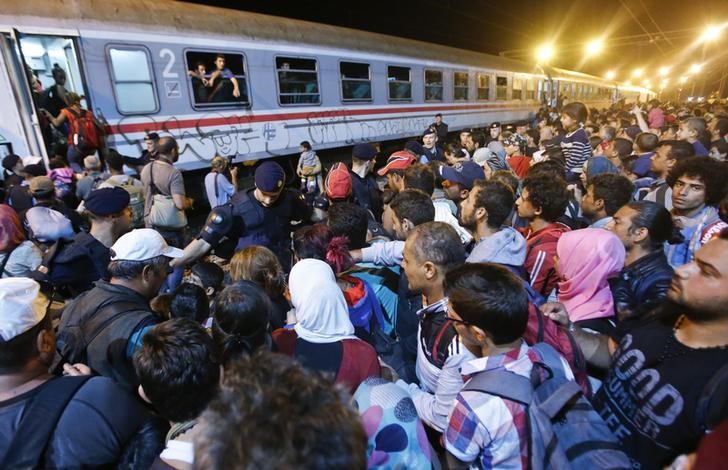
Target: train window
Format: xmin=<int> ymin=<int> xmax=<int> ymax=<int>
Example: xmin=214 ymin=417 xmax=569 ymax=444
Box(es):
xmin=526 ymin=80 xmax=536 ymax=100
xmin=388 ymin=66 xmax=411 ymax=101
xmin=275 ymin=57 xmax=320 ymax=105
xmin=476 ymin=73 xmax=490 ymax=100
xmin=108 ymin=47 xmax=157 ymax=114
xmin=340 ymin=61 xmax=372 ymax=101
xmin=453 ymin=72 xmax=469 ymax=100
xmin=496 ymin=76 xmax=508 ymax=100
xmin=512 ymin=78 xmax=523 ymax=100
xmin=424 ymin=69 xmax=443 ymax=101
xmin=185 ymin=51 xmax=249 ymax=107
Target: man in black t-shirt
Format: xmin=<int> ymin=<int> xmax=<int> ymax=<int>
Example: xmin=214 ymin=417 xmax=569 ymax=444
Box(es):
xmin=543 ymin=229 xmax=728 ymax=469
xmin=0 ymin=278 xmax=165 ymax=468
xmin=173 ymin=161 xmax=309 ymax=271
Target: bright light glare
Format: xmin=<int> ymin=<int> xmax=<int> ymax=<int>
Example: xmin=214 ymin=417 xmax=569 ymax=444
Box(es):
xmin=605 ymin=70 xmax=616 ymax=80
xmin=658 ymin=66 xmax=670 ymax=76
xmin=643 ymin=80 xmax=651 ymax=88
xmin=633 ymin=68 xmax=643 ymax=78
xmin=585 ymin=39 xmax=604 ymax=56
xmin=536 ymin=44 xmax=555 ymax=63
xmin=701 ymin=25 xmax=724 ymax=42
xmin=690 ymin=63 xmax=702 ymax=74
xmin=680 ymin=76 xmax=689 ymax=84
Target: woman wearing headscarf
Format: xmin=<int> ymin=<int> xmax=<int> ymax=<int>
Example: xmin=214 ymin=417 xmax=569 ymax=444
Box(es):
xmin=555 ymin=228 xmax=626 ymax=334
xmin=0 ymin=204 xmax=42 ymax=278
xmin=272 ymin=258 xmax=380 ymax=392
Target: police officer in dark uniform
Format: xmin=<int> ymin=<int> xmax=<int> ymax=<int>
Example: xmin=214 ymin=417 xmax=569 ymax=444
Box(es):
xmin=173 ymin=161 xmax=310 ymax=271
xmin=486 ymin=122 xmax=501 ymax=144
xmin=44 ymin=187 xmax=132 ymax=297
xmin=349 ymin=143 xmax=383 ymax=221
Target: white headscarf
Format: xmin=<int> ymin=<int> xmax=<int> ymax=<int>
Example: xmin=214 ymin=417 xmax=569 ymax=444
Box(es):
xmin=290 ymin=258 xmax=357 ymax=344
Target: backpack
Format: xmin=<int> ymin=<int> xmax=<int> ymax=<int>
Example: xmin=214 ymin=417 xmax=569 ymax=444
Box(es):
xmin=522 ymin=303 xmax=591 ymax=396
xmin=66 ymin=108 xmax=100 ymax=151
xmin=463 ymin=343 xmax=631 ymax=469
xmin=105 ymin=176 xmax=145 ymax=227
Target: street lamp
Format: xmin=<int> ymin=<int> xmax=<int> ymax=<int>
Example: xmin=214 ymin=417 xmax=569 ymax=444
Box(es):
xmin=585 ymin=39 xmax=604 ymax=56
xmin=701 ymin=24 xmax=724 ymax=42
xmin=658 ymin=66 xmax=670 ymax=77
xmin=680 ymin=76 xmax=689 ymax=84
xmin=633 ymin=68 xmax=643 ymax=78
xmin=605 ymin=70 xmax=616 ymax=80
xmin=689 ymin=63 xmax=702 ymax=74
xmin=536 ymin=44 xmax=555 ymax=63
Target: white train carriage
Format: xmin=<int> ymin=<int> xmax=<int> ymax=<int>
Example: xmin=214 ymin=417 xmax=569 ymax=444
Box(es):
xmin=0 ymin=0 xmax=654 ymax=171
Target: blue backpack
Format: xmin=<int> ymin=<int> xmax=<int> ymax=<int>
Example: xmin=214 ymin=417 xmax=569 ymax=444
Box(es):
xmin=462 ymin=343 xmax=630 ymax=469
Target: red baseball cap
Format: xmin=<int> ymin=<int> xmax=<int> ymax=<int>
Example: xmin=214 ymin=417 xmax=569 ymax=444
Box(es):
xmin=325 ymin=162 xmax=352 ymax=201
xmin=377 ymin=151 xmax=416 ymax=176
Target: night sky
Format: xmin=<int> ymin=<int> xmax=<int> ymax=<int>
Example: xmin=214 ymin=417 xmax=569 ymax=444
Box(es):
xmin=186 ymin=0 xmax=728 ymax=97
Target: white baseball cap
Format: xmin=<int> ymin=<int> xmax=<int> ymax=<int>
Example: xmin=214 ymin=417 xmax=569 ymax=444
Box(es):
xmin=110 ymin=228 xmax=184 ymax=261
xmin=0 ymin=278 xmax=47 ymax=341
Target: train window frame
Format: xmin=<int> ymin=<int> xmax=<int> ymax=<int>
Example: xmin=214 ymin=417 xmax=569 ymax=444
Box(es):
xmin=387 ymin=65 xmax=412 ymax=102
xmin=476 ymin=73 xmax=491 ymax=101
xmin=496 ymin=75 xmax=508 ymax=100
xmin=274 ymin=55 xmax=321 ymax=107
xmin=424 ymin=69 xmax=443 ymax=102
xmin=453 ymin=71 xmax=469 ymax=101
xmin=105 ymin=45 xmax=159 ymax=115
xmin=512 ymin=77 xmax=523 ymax=100
xmin=525 ymin=79 xmax=536 ymax=100
xmin=339 ymin=60 xmax=372 ymax=103
xmin=183 ymin=49 xmax=251 ymax=110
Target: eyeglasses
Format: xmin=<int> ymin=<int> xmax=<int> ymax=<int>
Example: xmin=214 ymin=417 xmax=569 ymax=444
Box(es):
xmin=446 ymin=305 xmax=473 ymax=327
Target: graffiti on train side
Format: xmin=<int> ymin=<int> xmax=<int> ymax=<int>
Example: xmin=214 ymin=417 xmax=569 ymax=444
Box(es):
xmin=103 ymin=108 xmax=435 ymax=164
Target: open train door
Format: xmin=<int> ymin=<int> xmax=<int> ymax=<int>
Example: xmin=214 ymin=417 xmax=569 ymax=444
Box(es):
xmin=1 ymin=29 xmax=89 ymax=167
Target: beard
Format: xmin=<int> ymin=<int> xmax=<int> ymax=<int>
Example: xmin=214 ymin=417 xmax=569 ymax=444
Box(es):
xmin=459 ymin=212 xmax=477 ymax=232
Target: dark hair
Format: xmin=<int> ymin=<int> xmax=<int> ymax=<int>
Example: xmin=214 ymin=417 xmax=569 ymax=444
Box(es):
xmin=106 ymin=151 xmax=125 ymax=172
xmin=194 ymin=350 xmax=366 ymax=469
xmin=472 ymin=180 xmax=515 ymax=228
xmin=300 ymin=141 xmax=312 ymax=151
xmin=667 ymin=156 xmax=728 ymax=206
xmin=444 ymin=142 xmax=466 ymax=159
xmin=471 ymin=131 xmax=486 ymax=148
xmin=712 ymin=139 xmax=728 ymax=157
xmin=107 ymin=255 xmax=168 ymax=280
xmin=0 ymin=314 xmax=51 ymax=373
xmin=714 ymin=118 xmax=728 ymax=140
xmin=133 ymin=318 xmax=220 ymax=422
xmin=327 ymin=202 xmax=368 ymax=250
xmin=490 ymin=170 xmax=519 ymax=194
xmin=528 ymin=159 xmax=566 ymax=179
xmin=170 ymin=283 xmax=210 ymax=324
xmin=658 ymin=140 xmax=695 ymax=161
xmin=625 ymin=201 xmax=684 ymax=250
xmin=389 ymin=189 xmax=435 ymax=227
xmin=544 ymin=147 xmax=565 ymax=166
xmin=613 ymin=138 xmax=633 ymax=158
xmin=445 ymin=263 xmax=529 ymax=344
xmin=403 ymin=163 xmax=435 ymax=196
xmin=522 ymin=174 xmax=568 ymax=222
xmin=190 ymin=261 xmax=225 ymax=293
xmin=589 ymin=135 xmax=603 ymax=150
xmin=589 ymin=174 xmax=634 ymax=216
xmin=562 ymin=102 xmax=589 ymax=125
xmin=293 ymin=223 xmax=353 ymax=274
xmin=409 ymin=221 xmax=466 ymax=271
xmin=215 ymin=53 xmax=225 ymax=60
xmin=211 ymin=281 xmax=271 ymax=365
xmin=636 ymin=132 xmax=659 ymax=152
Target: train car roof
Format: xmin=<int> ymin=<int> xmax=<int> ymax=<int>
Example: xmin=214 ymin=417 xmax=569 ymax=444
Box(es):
xmin=2 ymin=0 xmax=544 ymax=74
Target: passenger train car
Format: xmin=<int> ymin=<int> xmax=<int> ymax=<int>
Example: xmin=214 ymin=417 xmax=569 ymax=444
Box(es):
xmin=0 ymin=0 xmax=655 ymax=170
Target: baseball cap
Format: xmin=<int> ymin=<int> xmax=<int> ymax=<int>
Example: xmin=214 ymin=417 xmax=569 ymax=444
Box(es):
xmin=29 ymin=176 xmax=54 ymax=195
xmin=352 ymin=143 xmax=377 ymax=161
xmin=85 ymin=187 xmax=131 ymax=216
xmin=255 ymin=161 xmax=285 ymax=192
xmin=0 ymin=278 xmax=47 ymax=341
xmin=325 ymin=162 xmax=352 ymax=201
xmin=439 ymin=161 xmax=486 ymax=190
xmin=422 ymin=127 xmax=437 ymax=137
xmin=503 ymin=133 xmax=527 ymax=150
xmin=110 ymin=228 xmax=184 ymax=261
xmin=377 ymin=151 xmax=416 ymax=176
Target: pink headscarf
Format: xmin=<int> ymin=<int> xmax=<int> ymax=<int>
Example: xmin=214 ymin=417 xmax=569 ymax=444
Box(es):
xmin=556 ymin=228 xmax=625 ymax=322
xmin=0 ymin=204 xmax=25 ymax=252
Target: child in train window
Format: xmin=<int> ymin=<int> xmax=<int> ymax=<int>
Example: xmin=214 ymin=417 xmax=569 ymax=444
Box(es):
xmin=188 ymin=62 xmax=210 ymax=103
xmin=208 ymin=54 xmax=240 ymax=103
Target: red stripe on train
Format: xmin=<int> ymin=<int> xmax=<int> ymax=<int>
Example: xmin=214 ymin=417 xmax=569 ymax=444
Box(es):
xmin=108 ymin=102 xmax=534 ymax=135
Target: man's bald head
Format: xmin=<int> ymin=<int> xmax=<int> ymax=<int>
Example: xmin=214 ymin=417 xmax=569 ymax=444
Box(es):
xmin=158 ymin=136 xmax=179 ymax=162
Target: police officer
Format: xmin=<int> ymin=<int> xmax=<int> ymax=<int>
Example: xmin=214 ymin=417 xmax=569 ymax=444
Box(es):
xmin=349 ymin=143 xmax=382 ymax=221
xmin=46 ymin=187 xmax=132 ymax=297
xmin=486 ymin=121 xmax=501 ymax=144
xmin=173 ymin=161 xmax=310 ymax=271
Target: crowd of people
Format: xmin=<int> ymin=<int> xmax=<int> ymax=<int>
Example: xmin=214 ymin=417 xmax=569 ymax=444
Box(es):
xmin=1 ymin=97 xmax=728 ymax=469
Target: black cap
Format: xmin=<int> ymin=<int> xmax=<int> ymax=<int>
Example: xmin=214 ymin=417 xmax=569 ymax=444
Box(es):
xmin=85 ymin=187 xmax=131 ymax=215
xmin=352 ymin=143 xmax=377 ymax=161
xmin=489 ymin=122 xmax=501 ymax=129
